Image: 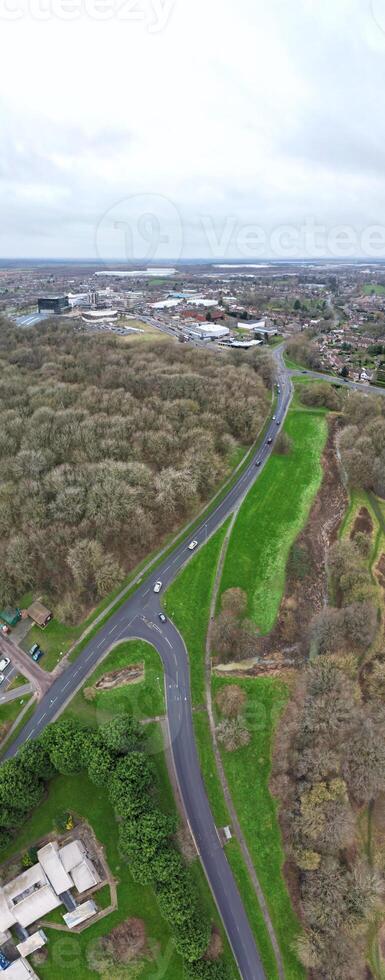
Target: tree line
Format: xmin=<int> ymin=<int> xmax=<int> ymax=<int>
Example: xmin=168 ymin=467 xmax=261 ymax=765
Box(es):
xmin=0 ymin=319 xmax=272 ymax=623
xmin=0 ymin=714 xmax=232 ymax=979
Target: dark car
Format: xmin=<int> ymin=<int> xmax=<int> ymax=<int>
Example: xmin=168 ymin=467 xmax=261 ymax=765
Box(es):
xmin=29 ymin=643 xmax=40 ymax=657
xmin=32 ymin=648 xmax=44 ymax=662
xmin=159 ymin=613 xmax=167 ymax=623
xmin=255 ymin=459 xmax=262 ymax=467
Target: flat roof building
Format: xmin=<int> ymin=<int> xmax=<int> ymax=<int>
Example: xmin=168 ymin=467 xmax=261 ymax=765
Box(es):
xmin=37 ymin=843 xmax=73 ymax=894
xmin=37 ymin=296 xmax=69 ymax=315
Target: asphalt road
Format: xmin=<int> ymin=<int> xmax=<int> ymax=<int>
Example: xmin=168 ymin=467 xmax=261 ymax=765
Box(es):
xmin=5 ymin=348 xmax=292 ymax=980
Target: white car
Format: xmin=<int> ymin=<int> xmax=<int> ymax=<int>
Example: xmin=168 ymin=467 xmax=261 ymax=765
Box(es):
xmin=0 ymin=675 xmax=5 ymax=686
xmin=0 ymin=658 xmax=10 ymax=672
xmin=153 ymin=581 xmax=162 ymax=593
xmin=188 ymin=540 xmax=198 ymax=551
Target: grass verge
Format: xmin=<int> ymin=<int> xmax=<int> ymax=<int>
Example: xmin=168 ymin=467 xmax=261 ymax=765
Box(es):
xmin=212 ymin=675 xmax=305 ymax=980
xmin=219 ymin=409 xmax=328 ymax=632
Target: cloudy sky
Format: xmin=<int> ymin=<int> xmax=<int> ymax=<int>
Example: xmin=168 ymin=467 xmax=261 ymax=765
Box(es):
xmin=1 ymin=0 xmax=385 ymax=259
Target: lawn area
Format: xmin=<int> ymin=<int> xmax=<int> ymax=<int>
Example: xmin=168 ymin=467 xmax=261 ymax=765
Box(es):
xmin=363 ymin=284 xmax=385 ymax=296
xmin=219 ymin=409 xmax=328 ymax=633
xmin=21 ymin=619 xmax=81 ymax=672
xmin=163 ymin=521 xmax=231 ymax=705
xmin=0 ymin=695 xmax=29 ymax=739
xmin=65 ymin=639 xmax=165 ymax=728
xmin=212 ymin=675 xmax=305 ymax=980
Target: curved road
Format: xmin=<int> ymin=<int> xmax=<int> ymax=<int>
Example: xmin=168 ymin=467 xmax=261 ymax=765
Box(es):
xmin=6 ymin=349 xmax=292 ymax=980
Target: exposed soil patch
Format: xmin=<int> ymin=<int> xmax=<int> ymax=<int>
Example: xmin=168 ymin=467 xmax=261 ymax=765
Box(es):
xmin=100 ymin=917 xmax=147 ymax=962
xmin=205 ymin=924 xmax=223 ymax=961
xmin=351 ymin=506 xmax=373 ymax=540
xmin=95 ymin=663 xmax=144 ymax=690
xmin=376 ymin=554 xmax=385 ymax=591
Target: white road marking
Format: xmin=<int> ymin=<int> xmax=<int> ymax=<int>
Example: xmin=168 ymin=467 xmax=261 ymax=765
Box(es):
xmin=165 ymin=637 xmax=172 ymax=648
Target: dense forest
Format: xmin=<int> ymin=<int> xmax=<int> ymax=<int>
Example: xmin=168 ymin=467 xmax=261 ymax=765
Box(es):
xmin=0 ymin=320 xmax=271 ymax=622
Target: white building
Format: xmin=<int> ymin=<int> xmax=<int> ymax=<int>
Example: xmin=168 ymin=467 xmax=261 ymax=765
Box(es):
xmin=0 ymin=840 xmax=100 ymax=933
xmin=186 ymin=324 xmax=230 ymax=341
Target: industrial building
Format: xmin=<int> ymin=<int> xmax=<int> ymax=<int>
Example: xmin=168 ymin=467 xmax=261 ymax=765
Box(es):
xmin=37 ymin=296 xmax=69 ymax=314
xmin=186 ymin=324 xmax=230 ymax=341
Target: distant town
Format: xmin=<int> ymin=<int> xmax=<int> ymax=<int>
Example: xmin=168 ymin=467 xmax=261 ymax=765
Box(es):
xmin=2 ymin=260 xmax=385 ymax=383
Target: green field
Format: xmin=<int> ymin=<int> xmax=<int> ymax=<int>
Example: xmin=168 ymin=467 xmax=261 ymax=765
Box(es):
xmin=219 ymin=409 xmax=328 ymax=632
xmin=65 ymin=639 xmax=165 ymax=728
xmin=212 ymin=676 xmax=305 ymax=980
xmin=163 ymin=522 xmax=230 ymax=705
xmin=363 ymin=284 xmax=385 ymax=296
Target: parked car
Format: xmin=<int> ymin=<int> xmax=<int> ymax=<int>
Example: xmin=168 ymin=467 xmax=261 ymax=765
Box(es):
xmin=0 ymin=658 xmax=10 ymax=672
xmin=32 ymin=648 xmax=44 ymax=662
xmin=153 ymin=581 xmax=162 ymax=593
xmin=159 ymin=613 xmax=167 ymax=623
xmin=0 ymin=675 xmax=5 ymax=686
xmin=0 ymin=624 xmax=10 ymax=635
xmin=188 ymin=540 xmax=198 ymax=551
xmin=29 ymin=643 xmax=40 ymax=657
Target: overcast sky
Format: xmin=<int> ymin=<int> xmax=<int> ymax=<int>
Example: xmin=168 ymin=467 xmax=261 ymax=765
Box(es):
xmin=1 ymin=0 xmax=385 ymax=260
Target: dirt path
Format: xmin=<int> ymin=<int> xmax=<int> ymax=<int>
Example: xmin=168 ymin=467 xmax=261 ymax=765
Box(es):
xmin=205 ymin=513 xmax=286 ymax=980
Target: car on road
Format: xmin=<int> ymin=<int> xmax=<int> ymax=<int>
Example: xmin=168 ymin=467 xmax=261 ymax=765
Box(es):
xmin=0 ymin=675 xmax=5 ymax=686
xmin=255 ymin=459 xmax=262 ymax=466
xmin=272 ymin=415 xmax=276 ymax=420
xmin=159 ymin=613 xmax=167 ymax=623
xmin=0 ymin=624 xmax=10 ymax=635
xmin=0 ymin=658 xmax=10 ymax=672
xmin=301 ymin=370 xmax=308 ymax=374
xmin=276 ymin=419 xmax=280 ymax=425
xmin=267 ymin=437 xmax=273 ymax=444
xmin=153 ymin=581 xmax=162 ymax=593
xmin=188 ymin=540 xmax=198 ymax=551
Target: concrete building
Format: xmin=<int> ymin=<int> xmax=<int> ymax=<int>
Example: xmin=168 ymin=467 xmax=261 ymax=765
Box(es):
xmin=0 ymin=840 xmax=100 ymax=934
xmin=82 ymin=309 xmax=118 ymax=322
xmin=5 ymin=958 xmax=39 ymax=979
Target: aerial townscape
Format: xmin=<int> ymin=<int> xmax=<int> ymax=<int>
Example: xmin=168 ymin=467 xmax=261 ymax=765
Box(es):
xmin=2 ymin=2 xmax=385 ymax=980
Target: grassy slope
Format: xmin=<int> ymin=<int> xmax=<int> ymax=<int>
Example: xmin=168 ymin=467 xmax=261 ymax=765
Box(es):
xmin=212 ymin=676 xmax=305 ymax=980
xmin=163 ymin=522 xmax=230 ymax=706
xmin=219 ymin=410 xmax=328 ymax=633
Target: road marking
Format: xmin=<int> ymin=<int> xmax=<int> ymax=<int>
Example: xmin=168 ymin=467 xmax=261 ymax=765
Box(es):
xmin=109 ymin=624 xmax=119 ymax=633
xmin=40 ymin=712 xmax=46 ymax=721
xmin=50 ymin=697 xmax=57 ymax=705
xmin=165 ymin=637 xmax=172 ymax=648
